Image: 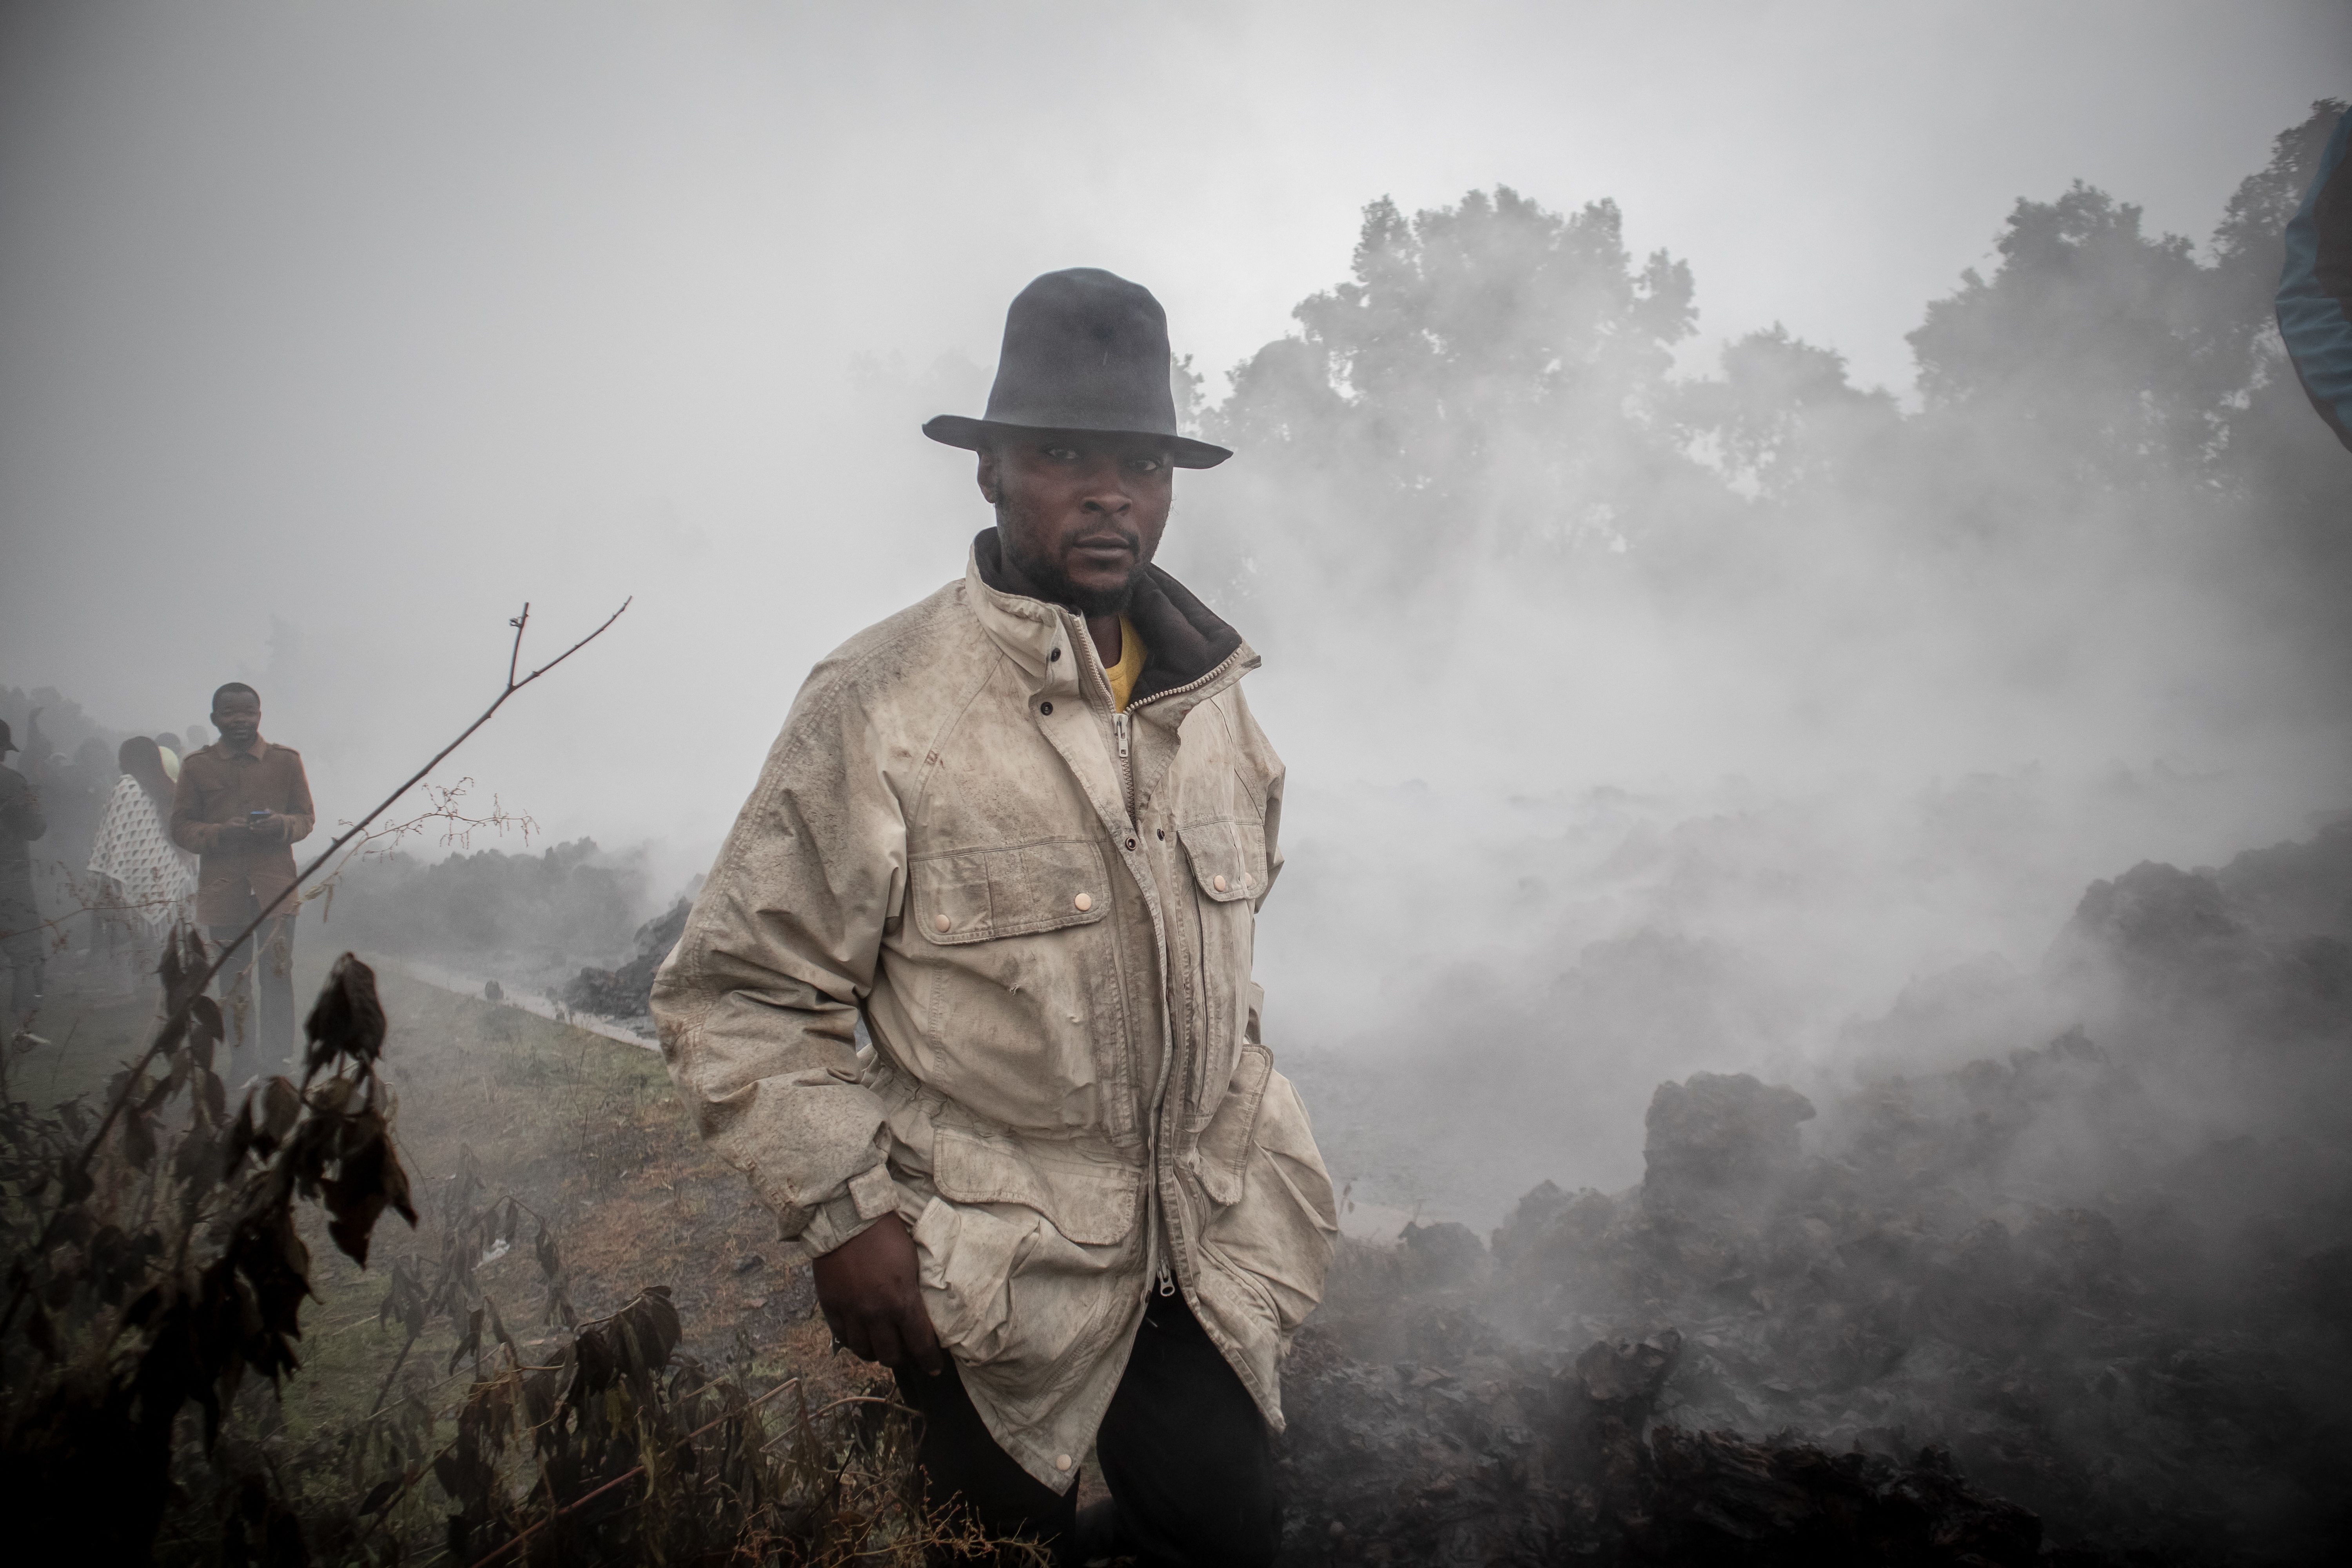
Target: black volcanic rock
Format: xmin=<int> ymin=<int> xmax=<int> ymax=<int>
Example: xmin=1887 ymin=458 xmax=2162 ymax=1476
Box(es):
xmin=565 ymin=899 xmax=690 ymax=1024
xmin=1277 ymin=826 xmax=2352 ymax=1565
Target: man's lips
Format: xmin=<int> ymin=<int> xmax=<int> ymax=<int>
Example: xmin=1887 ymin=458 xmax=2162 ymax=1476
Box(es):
xmin=1071 ymin=535 xmax=1136 ymax=559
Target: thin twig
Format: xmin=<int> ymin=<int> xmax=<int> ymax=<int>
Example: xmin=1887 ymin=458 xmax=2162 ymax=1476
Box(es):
xmin=360 ymin=1285 xmax=662 ymax=1431
xmin=469 ymin=1376 xmax=804 ymax=1568
xmin=757 ymin=1393 xmax=923 ymax=1454
xmin=506 ymin=604 xmax=529 ymax=690
xmin=0 ymin=597 xmax=630 ymax=1342
xmin=366 ymin=1327 xmax=421 ymax=1418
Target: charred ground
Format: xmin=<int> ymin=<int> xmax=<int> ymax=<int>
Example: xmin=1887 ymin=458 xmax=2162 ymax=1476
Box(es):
xmin=6 ymin=814 xmax=2344 ymax=1564
xmin=1271 ymin=823 xmax=2352 ymax=1566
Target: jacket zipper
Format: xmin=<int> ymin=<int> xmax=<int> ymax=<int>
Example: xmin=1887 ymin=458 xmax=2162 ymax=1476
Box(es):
xmin=1113 ymin=710 xmax=1133 ymax=818
xmin=1063 ymin=610 xmax=1166 ymax=1301
xmin=1126 ymin=646 xmax=1247 ymax=719
xmin=1106 ymin=657 xmax=1161 ymax=1295
xmin=1067 ymin=619 xmax=1249 ymax=1308
xmin=1131 ymin=648 xmax=1250 ymax=1307
xmin=1068 ymin=611 xmax=1137 ymax=822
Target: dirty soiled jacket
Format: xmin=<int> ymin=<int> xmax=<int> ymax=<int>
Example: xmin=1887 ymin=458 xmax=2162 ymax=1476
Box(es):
xmin=653 ymin=535 xmax=1339 ymax=1492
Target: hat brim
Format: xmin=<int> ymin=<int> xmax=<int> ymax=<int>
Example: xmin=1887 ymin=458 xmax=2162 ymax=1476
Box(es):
xmin=923 ymin=415 xmax=1231 ymax=469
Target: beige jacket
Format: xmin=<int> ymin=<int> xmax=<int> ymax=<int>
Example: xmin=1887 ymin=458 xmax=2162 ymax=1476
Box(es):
xmin=652 ymin=534 xmax=1338 ymax=1492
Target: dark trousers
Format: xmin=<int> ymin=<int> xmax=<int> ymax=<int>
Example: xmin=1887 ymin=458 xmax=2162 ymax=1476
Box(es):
xmin=895 ymin=1287 xmax=1279 ymax=1567
xmin=211 ymin=900 xmax=296 ymax=1073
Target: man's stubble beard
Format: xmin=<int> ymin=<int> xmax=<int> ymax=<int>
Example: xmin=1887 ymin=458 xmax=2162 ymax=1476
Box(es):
xmin=994 ymin=499 xmax=1150 ymax=618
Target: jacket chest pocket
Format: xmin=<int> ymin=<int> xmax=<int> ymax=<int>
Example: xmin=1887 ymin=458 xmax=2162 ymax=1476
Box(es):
xmin=914 ymin=839 xmax=1111 ymax=944
xmin=907 ymin=839 xmax=1136 ymax=1137
xmin=1174 ymin=819 xmax=1266 ymax=1125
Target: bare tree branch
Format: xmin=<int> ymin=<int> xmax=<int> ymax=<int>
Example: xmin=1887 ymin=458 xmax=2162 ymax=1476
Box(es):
xmin=0 ymin=597 xmax=630 ymax=1341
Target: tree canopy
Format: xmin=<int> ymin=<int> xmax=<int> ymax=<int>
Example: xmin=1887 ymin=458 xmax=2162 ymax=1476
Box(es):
xmin=1189 ymin=102 xmax=2347 ymax=612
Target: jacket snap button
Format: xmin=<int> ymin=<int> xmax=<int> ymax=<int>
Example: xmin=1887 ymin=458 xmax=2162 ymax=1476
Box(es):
xmin=1213 ymin=875 xmax=1228 ymax=893
xmin=934 ymin=913 xmax=951 ymax=933
xmin=1054 ymin=1453 xmax=1072 ymax=1472
xmin=1156 ymin=829 xmax=1165 ymax=840
xmin=1073 ymin=892 xmax=1092 ymax=911
xmin=1125 ymin=837 xmax=1136 ymax=850
xmin=1049 ymin=646 xmax=1061 ymax=661
xmin=1039 ymin=700 xmax=1053 ymax=715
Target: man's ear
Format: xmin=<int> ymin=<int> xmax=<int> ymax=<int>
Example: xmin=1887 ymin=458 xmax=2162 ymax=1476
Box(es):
xmin=975 ymin=449 xmax=1001 ymax=505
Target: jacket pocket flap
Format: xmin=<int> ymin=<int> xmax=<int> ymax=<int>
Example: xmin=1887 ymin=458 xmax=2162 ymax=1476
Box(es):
xmin=932 ymin=1127 xmax=1143 ymax=1247
xmin=1176 ymin=821 xmax=1265 ymax=904
xmin=913 ymin=839 xmax=1112 ymax=944
xmin=1191 ymin=1043 xmax=1273 ymax=1206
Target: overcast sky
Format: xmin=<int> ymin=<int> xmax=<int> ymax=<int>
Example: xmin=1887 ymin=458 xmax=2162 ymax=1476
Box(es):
xmin=4 ymin=1 xmax=2347 ymax=888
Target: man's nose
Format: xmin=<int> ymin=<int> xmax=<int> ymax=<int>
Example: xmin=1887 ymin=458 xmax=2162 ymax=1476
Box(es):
xmin=1077 ymin=463 xmax=1134 ymax=512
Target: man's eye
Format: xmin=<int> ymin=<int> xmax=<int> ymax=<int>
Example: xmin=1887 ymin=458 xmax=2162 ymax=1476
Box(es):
xmin=1043 ymin=446 xmax=1080 ymax=462
xmin=1128 ymin=457 xmax=1163 ymax=474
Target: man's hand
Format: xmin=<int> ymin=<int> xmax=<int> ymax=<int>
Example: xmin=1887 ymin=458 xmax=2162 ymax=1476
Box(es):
xmin=811 ymin=1212 xmax=944 ymax=1374
xmin=248 ymin=810 xmax=285 ymax=842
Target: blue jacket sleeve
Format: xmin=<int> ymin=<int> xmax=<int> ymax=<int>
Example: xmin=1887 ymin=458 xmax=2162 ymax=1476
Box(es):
xmin=2278 ymin=110 xmax=2352 ymax=452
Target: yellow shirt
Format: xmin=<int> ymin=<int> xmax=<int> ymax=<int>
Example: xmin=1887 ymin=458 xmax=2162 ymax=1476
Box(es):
xmin=1105 ymin=614 xmax=1147 ymax=711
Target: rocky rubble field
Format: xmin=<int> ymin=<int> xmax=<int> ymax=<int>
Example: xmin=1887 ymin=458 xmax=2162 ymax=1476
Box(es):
xmin=1272 ymin=824 xmax=2352 ymax=1566
xmin=564 ymin=897 xmax=689 ymax=1029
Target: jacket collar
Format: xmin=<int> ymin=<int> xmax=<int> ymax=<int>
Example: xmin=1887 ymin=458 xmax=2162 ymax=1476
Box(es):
xmin=964 ymin=531 xmax=1258 ymax=726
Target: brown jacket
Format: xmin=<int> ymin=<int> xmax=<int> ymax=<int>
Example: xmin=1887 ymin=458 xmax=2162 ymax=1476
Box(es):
xmin=654 ymin=535 xmax=1337 ymax=1493
xmin=171 ymin=738 xmax=316 ymax=925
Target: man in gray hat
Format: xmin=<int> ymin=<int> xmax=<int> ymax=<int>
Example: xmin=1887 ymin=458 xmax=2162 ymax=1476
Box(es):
xmin=656 ymin=269 xmax=1336 ymax=1564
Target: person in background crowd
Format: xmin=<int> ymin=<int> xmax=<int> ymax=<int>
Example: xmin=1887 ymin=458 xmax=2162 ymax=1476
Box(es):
xmin=184 ymin=722 xmax=211 ymax=754
xmin=88 ymin=736 xmax=197 ymax=994
xmin=0 ymin=720 xmax=48 ymax=1030
xmin=171 ymin=684 xmax=315 ymax=1069
xmin=70 ymin=736 xmax=114 ymax=818
xmin=61 ymin=736 xmax=117 ymax=957
xmin=19 ymin=707 xmax=50 ymax=781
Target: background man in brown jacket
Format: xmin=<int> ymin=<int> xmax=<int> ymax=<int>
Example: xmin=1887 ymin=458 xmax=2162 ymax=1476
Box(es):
xmin=171 ymin=682 xmax=314 ymax=1068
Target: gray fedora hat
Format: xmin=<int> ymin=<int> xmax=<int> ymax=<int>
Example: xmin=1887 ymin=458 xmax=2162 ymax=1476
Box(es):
xmin=924 ymin=268 xmax=1231 ymax=469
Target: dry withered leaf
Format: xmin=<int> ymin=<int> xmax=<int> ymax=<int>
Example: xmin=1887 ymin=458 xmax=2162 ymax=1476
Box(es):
xmin=303 ymin=953 xmax=387 ymax=1074
xmin=223 ymin=1095 xmax=256 ymax=1174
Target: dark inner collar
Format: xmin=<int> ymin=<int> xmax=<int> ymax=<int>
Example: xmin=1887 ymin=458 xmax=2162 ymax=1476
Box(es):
xmin=973 ymin=530 xmax=1243 ymax=702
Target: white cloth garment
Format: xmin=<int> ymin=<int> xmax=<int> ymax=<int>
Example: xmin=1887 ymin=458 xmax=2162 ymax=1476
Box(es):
xmin=87 ymin=775 xmax=196 ymax=938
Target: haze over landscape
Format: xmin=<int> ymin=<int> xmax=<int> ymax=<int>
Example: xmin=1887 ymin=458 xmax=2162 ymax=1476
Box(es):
xmin=9 ymin=7 xmax=2352 ymax=1563
xmin=5 ymin=2 xmax=2349 ymax=1210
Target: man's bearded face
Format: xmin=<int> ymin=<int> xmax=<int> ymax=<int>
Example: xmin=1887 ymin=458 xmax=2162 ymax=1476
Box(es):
xmin=982 ymin=431 xmax=1174 ymax=616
